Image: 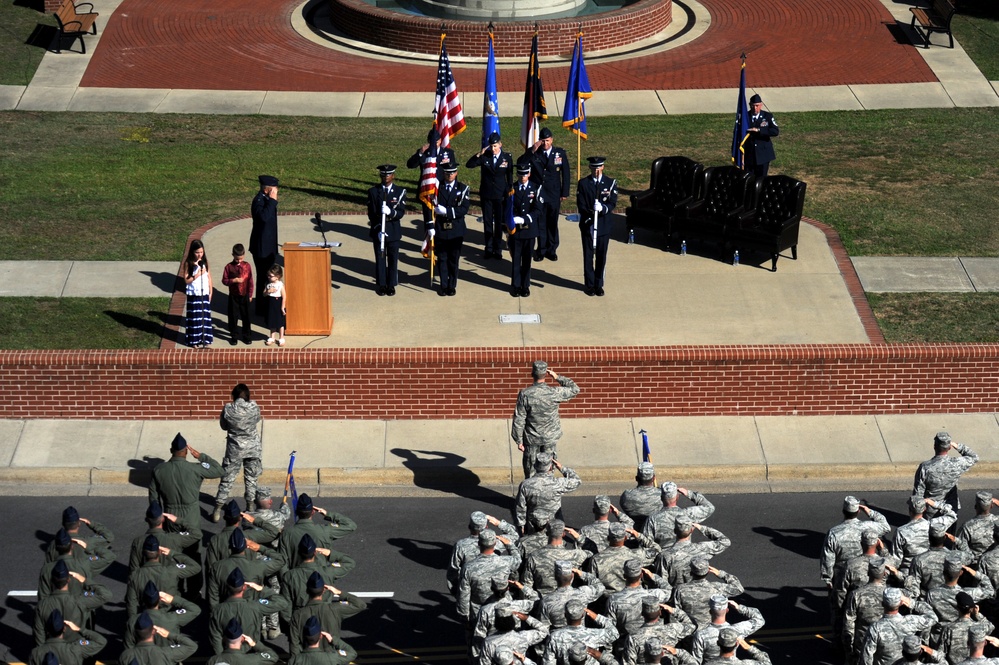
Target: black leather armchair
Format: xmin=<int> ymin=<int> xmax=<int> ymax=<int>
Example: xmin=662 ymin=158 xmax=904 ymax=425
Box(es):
xmin=729 ymin=175 xmax=807 ymax=272
xmin=626 ymin=156 xmax=704 ymax=247
xmin=676 ymin=166 xmax=756 ymax=254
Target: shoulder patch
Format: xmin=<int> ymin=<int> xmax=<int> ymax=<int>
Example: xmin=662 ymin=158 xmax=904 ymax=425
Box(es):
xmin=176 ymin=563 xmax=186 ymax=569
xmin=262 ymin=654 xmax=272 ymax=660
xmin=202 ymin=462 xmax=211 ymax=469
xmin=259 ymin=598 xmax=270 ymax=605
xmin=175 ymin=609 xmax=187 ymax=615
xmin=79 ymin=639 xmax=90 ymax=646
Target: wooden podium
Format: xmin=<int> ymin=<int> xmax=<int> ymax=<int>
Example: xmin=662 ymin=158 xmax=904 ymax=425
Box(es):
xmin=282 ymin=243 xmax=333 ymax=335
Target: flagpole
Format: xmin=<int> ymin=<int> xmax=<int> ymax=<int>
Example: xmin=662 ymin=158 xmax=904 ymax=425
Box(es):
xmin=576 ymin=27 xmax=582 ymax=181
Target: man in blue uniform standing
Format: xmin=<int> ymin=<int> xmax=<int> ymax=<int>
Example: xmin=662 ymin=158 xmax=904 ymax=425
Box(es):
xmin=249 ymin=175 xmax=279 ymax=315
xmin=465 ymin=132 xmax=513 ymax=260
xmin=743 ymin=94 xmax=779 ymax=179
xmin=524 ymin=127 xmax=570 ymax=262
xmin=428 ymin=163 xmax=470 ymax=296
xmin=509 ymin=159 xmax=542 ymax=298
xmin=366 ymin=165 xmax=407 ymax=297
xmin=576 ymin=156 xmax=618 ymax=297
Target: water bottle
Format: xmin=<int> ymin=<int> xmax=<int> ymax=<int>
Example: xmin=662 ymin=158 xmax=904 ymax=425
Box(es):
xmin=680 ymin=240 xmax=687 ymax=256
xmin=733 ymin=250 xmax=740 ymax=266
xmin=628 ymin=229 xmax=635 ymax=245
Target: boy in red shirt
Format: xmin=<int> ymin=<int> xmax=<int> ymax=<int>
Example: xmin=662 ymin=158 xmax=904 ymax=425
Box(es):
xmin=221 ymin=243 xmax=254 ymax=345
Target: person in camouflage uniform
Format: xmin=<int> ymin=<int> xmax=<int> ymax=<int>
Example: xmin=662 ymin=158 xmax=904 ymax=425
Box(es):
xmin=673 ymin=557 xmax=745 ymax=628
xmin=961 ymin=621 xmax=999 ymax=664
xmin=620 ymin=463 xmax=660 ymax=534
xmin=514 ymin=453 xmax=582 ymax=534
xmin=606 ymin=559 xmax=673 ymax=640
xmin=640 ymin=637 xmax=698 ymax=665
xmin=544 ymin=601 xmax=620 ymax=665
xmin=45 ymin=506 xmax=115 ymax=565
xmin=122 ymin=581 xmax=200 ymax=648
xmin=844 ymin=557 xmax=895 ymax=665
xmin=705 ymin=627 xmax=772 ymax=664
xmin=621 ymin=596 xmax=695 ymax=665
xmin=589 ymin=522 xmax=660 ymax=596
xmin=642 ymin=483 xmax=716 ymax=549
xmin=904 ymin=522 xmax=952 ymax=600
xmin=894 ymin=496 xmax=958 ymax=575
xmin=925 ymin=553 xmax=994 ymax=624
xmin=511 ymin=361 xmax=580 ymax=478
xmin=859 ymin=587 xmax=937 ymax=665
xmin=451 ymin=512 xmax=520 ymax=596
xmin=541 ymin=560 xmax=605 ymax=628
xmin=653 ymin=518 xmax=731 ymax=587
xmin=524 ymin=521 xmax=592 ymax=593
xmin=458 ymin=530 xmax=524 ymax=624
xmin=245 ymin=486 xmax=291 ymax=639
xmin=956 ymin=492 xmax=999 ymax=566
xmin=213 ymin=383 xmax=264 ymax=521
xmin=840 ymin=529 xmax=903 ymax=604
xmin=913 ymin=432 xmax=979 ymax=513
xmin=579 ymin=496 xmax=634 ymax=553
xmin=895 ymin=634 xmax=945 ymax=665
xmin=934 ymin=592 xmax=994 ymax=665
xmin=689 ymin=596 xmax=766 ymax=664
xmin=480 ymin=607 xmax=550 ymax=665
xmin=475 ymin=576 xmax=542 ymax=650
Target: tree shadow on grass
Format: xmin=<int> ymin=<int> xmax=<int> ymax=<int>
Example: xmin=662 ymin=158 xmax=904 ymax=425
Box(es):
xmin=103 ymin=310 xmax=167 ymax=341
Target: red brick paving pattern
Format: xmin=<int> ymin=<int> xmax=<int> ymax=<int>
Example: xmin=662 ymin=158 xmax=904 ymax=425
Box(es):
xmin=81 ymin=0 xmax=935 ymax=92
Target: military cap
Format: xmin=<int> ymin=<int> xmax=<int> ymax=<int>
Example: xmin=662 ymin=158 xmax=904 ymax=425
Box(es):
xmin=623 ymin=558 xmax=644 ymax=579
xmin=547 ymin=519 xmax=566 ymax=539
xmin=564 ymin=599 xmax=586 ymax=621
xmin=224 ymin=617 xmax=243 ymax=641
xmin=229 ymin=528 xmax=247 ymax=553
xmin=860 ymin=528 xmax=881 ymax=548
xmin=868 ymin=556 xmax=887 ymax=577
xmin=226 ymin=567 xmax=245 ymax=590
xmin=567 ymin=642 xmax=588 ymax=664
xmin=170 ymin=432 xmax=187 ymax=452
xmin=135 ymin=611 xmax=153 ymax=632
xmin=749 ymin=93 xmax=762 ymax=105
xmin=258 ymin=175 xmax=279 ymax=187
xmin=46 ymin=609 xmax=65 ymax=636
xmin=957 ymin=591 xmax=977 ymax=611
xmin=143 ymin=534 xmax=160 ymax=552
xmin=969 ymin=620 xmax=990 ymax=646
xmin=42 ymin=653 xmax=57 ymax=665
xmin=901 ymin=634 xmax=921 ymax=656
xmin=487 ymin=132 xmax=501 ymax=145
xmin=534 ymin=451 xmax=554 ymax=471
xmin=479 ymin=529 xmax=497 ymax=549
xmin=644 ymin=638 xmax=664 ymax=658
xmin=297 ymin=493 xmax=314 ymax=515
xmin=443 ymin=162 xmax=459 ymax=173
xmin=555 ymin=559 xmax=575 ymax=579
xmin=377 ymin=165 xmax=397 ymax=176
xmin=426 ymin=128 xmax=441 ymax=144
xmin=691 ymin=557 xmax=711 ymax=577
xmin=882 ymin=587 xmax=903 ymax=609
xmin=934 ymin=431 xmax=952 ymax=450
xmin=717 ymin=627 xmax=739 ymax=649
xmin=539 ymin=127 xmax=553 ymax=139
xmin=843 ymin=495 xmax=860 ymax=512
xmin=307 ymin=571 xmax=325 ymax=595
xmin=637 ymin=462 xmax=655 ymax=481
xmin=54 ymin=528 xmax=71 ymax=549
xmin=608 ymin=522 xmax=627 ymax=541
xmin=256 ymin=486 xmax=272 ymax=500
xmin=224 ymin=499 xmax=241 ymax=522
xmin=141 ymin=581 xmax=160 ymax=608
xmin=944 ymin=552 xmax=964 ymax=576
xmin=470 ymin=511 xmax=488 ymax=530
xmin=492 ymin=648 xmax=515 ymax=665
xmin=594 ymin=495 xmax=612 ymax=514
xmin=929 ymin=521 xmax=949 ymax=538
xmin=146 ymin=501 xmax=164 ymax=520
xmin=642 ymin=595 xmax=661 ymax=613
xmin=491 ymin=574 xmax=511 ymax=592
xmin=516 ymin=159 xmax=532 ymax=175
xmin=674 ymin=516 xmax=694 ymax=537
xmin=51 ymin=560 xmax=70 ymax=584
xmin=710 ymin=594 xmax=728 ymax=612
xmin=532 ymin=360 xmax=549 ymax=376
xmin=976 ymin=490 xmax=993 ymax=508
xmin=586 ymin=156 xmax=606 ymax=169
xmin=62 ymin=506 xmax=79 ymax=525
xmin=661 ymin=481 xmax=678 ymax=498
xmin=908 ymin=495 xmax=927 ymax=514
xmin=298 ymin=534 xmax=317 ymax=558
xmin=495 ymin=605 xmax=513 ymax=620
xmin=304 ymin=615 xmax=321 ymax=639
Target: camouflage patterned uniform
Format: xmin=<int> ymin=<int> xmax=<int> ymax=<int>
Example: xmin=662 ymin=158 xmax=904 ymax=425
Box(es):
xmin=905 ymin=546 xmax=953 ymax=599
xmin=673 ymin=565 xmax=745 ymax=628
xmin=579 ymin=514 xmax=635 ymax=554
xmin=544 ymin=615 xmax=620 ymax=665
xmin=893 ymin=507 xmax=958 ymax=574
xmin=934 ymin=614 xmax=994 ymax=665
xmin=642 ymin=489 xmax=716 ymax=549
xmin=511 ymin=366 xmax=580 ymax=478
xmin=821 ymin=507 xmax=892 ymax=589
xmin=514 ymin=462 xmax=582 ymax=532
xmin=859 ymin=601 xmax=936 ymax=665
xmin=541 ymin=572 xmax=605 ymax=629
xmin=524 ymin=545 xmax=592 ymax=594
xmin=246 ymin=487 xmax=292 ymax=636
xmin=619 ymin=464 xmax=660 ymax=533
xmin=653 ymin=526 xmax=731 ymax=587
xmin=622 ymin=610 xmax=696 ymax=665
xmin=458 ymin=541 xmax=524 ymax=623
xmin=926 ymin=580 xmax=994 ymax=624
xmin=689 ymin=604 xmax=766 ymax=664
xmin=215 ymin=397 xmax=263 ymax=509
xmin=956 ymin=494 xmax=999 ymax=566
xmin=844 ymin=582 xmax=890 ymax=664
xmin=606 ymin=586 xmax=672 ymax=638
xmin=451 ymin=516 xmax=520 ymax=596
xmin=913 ymin=436 xmax=978 ymax=511
xmin=475 ymin=589 xmax=541 ymax=643
xmin=480 ymin=614 xmax=550 ymax=665
xmin=589 ymin=539 xmax=661 ymax=596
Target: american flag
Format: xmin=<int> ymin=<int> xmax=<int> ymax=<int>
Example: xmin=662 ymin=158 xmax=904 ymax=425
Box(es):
xmin=418 ymin=137 xmax=439 ymax=210
xmin=433 ymin=38 xmax=465 ymax=149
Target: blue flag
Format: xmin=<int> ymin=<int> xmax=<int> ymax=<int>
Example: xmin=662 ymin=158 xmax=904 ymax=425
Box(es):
xmin=562 ymin=32 xmax=592 ymax=139
xmin=284 ymin=451 xmax=299 ymax=520
xmin=731 ymin=58 xmax=749 ymax=169
xmin=640 ymin=429 xmax=652 ymax=463
xmin=482 ymin=31 xmax=500 ymax=148
xmin=504 ymin=190 xmax=516 ymax=235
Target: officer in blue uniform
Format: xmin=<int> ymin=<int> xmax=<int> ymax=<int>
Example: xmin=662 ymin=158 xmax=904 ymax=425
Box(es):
xmin=249 ymin=175 xmax=279 ymax=315
xmin=509 ymin=159 xmax=542 ymax=298
xmin=744 ymin=94 xmax=779 ymax=179
xmin=576 ymin=156 xmax=617 ymax=297
xmin=366 ymin=165 xmax=407 ymax=296
xmin=428 ymin=163 xmax=470 ymax=296
xmin=523 ymin=127 xmax=570 ymax=262
xmin=407 ymin=129 xmax=456 ymax=225
xmin=465 ymin=132 xmax=513 ymax=260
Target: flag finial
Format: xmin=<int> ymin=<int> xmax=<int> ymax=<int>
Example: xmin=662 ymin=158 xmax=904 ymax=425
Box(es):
xmin=533 ymin=21 xmax=539 ymax=35
xmin=488 ymin=21 xmax=494 ymax=31
xmin=741 ymin=52 xmax=746 ymax=62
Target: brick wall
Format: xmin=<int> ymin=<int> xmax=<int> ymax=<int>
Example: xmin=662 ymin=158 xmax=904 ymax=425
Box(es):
xmin=329 ymin=0 xmax=672 ymax=57
xmin=45 ymin=0 xmax=61 ymax=12
xmin=2 ymin=345 xmax=998 ymax=420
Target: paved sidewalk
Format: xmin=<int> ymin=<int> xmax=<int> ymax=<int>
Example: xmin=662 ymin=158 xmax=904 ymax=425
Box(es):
xmin=2 ymin=413 xmax=998 ymax=496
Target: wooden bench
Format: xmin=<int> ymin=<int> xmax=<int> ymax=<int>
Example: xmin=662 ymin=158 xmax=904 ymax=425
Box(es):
xmin=910 ymin=0 xmax=956 ymax=48
xmin=53 ymin=0 xmax=99 ymax=54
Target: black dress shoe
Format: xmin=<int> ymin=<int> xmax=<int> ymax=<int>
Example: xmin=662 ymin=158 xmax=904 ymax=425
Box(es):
xmin=595 ymin=287 xmax=605 ymax=296
xmin=521 ymin=287 xmax=531 ymax=297
xmin=242 ymin=338 xmax=252 ymax=345
xmin=534 ymin=252 xmax=545 ymax=262
xmin=377 ymin=286 xmax=386 ymax=296
xmin=510 ymin=288 xmax=520 ymax=297
xmin=447 ymin=288 xmax=456 ymax=296
xmin=584 ymin=287 xmax=594 ymax=296
xmin=438 ymin=288 xmax=448 ymax=297
xmin=387 ymin=287 xmax=396 ymax=296
xmin=547 ymin=253 xmax=558 ymax=261
xmin=229 ymin=339 xmax=238 ymax=346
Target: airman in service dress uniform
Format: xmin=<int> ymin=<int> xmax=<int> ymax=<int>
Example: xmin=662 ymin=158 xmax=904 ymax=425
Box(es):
xmin=249 ymin=175 xmax=279 ymax=315
xmin=576 ymin=157 xmax=618 ymax=297
xmin=743 ymin=95 xmax=779 ymax=180
xmin=428 ymin=163 xmax=470 ymax=296
xmin=407 ymin=129 xmax=457 ymax=224
xmin=466 ymin=132 xmax=514 ymax=259
xmin=509 ymin=159 xmax=542 ymax=297
xmin=523 ymin=127 xmax=571 ymax=262
xmin=366 ymin=164 xmax=407 ymax=296
xmin=511 ymin=362 xmax=581 ymax=478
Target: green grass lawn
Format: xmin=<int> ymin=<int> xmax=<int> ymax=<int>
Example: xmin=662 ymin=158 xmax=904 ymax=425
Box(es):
xmin=951 ymin=2 xmax=999 ymax=80
xmin=867 ymin=293 xmax=999 ymax=342
xmin=0 ymin=1 xmax=50 ymax=86
xmin=1 ymin=109 xmax=998 ymax=261
xmin=0 ymin=297 xmax=170 ymax=348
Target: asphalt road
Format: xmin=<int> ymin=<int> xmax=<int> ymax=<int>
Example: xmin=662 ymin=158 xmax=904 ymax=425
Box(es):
xmin=0 ymin=489 xmax=929 ymax=665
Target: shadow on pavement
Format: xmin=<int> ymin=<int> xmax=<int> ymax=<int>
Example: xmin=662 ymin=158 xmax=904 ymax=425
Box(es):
xmin=389 ymin=449 xmax=513 ymax=511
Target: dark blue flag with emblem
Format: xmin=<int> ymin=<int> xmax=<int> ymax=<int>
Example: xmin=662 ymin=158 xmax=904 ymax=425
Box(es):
xmin=482 ymin=29 xmax=500 ymax=148
xmin=284 ymin=450 xmax=298 ymax=520
xmin=562 ymin=30 xmax=592 ymax=139
xmin=640 ymin=429 xmax=652 ymax=463
xmin=731 ymin=55 xmax=749 ymax=169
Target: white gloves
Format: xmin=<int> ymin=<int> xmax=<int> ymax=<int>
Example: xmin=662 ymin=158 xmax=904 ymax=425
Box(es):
xmin=428 ymin=228 xmax=436 ymax=238
xmin=513 ymin=216 xmax=525 ymax=226
xmin=435 ymin=204 xmax=447 ymax=215
xmin=381 ymin=203 xmax=391 ymax=215
xmin=594 ymin=201 xmax=603 ymax=213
